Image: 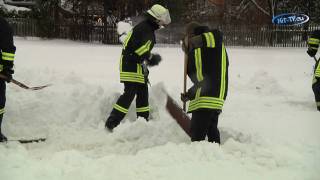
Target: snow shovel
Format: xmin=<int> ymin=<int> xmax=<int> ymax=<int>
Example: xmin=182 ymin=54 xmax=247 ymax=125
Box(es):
xmin=183 ymin=52 xmax=188 ymax=111
xmin=0 ymin=74 xmax=51 ymax=90
xmin=165 ymin=92 xmax=191 ymax=137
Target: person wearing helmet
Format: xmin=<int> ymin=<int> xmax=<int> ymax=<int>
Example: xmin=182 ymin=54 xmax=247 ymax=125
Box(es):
xmin=307 ymin=30 xmax=320 ymax=111
xmin=0 ymin=17 xmax=16 ymax=142
xmin=105 ymin=4 xmax=171 ymax=131
xmin=180 ymin=22 xmax=229 ymax=144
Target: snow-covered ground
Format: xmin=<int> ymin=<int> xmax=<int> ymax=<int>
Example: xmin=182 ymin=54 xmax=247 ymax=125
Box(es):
xmin=0 ymin=38 xmax=319 ymax=180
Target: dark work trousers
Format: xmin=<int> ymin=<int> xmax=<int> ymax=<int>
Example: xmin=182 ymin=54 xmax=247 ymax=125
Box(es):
xmin=190 ymin=109 xmax=220 ymax=144
xmin=106 ymin=82 xmax=149 ymax=130
xmin=312 ymin=77 xmax=320 ymax=111
xmin=0 ymin=79 xmax=6 ymax=137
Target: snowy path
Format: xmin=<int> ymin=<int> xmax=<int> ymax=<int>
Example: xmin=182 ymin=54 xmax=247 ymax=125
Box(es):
xmin=0 ymin=38 xmax=319 ymax=180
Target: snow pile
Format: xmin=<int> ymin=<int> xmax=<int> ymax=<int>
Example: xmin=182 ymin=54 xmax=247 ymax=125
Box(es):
xmin=0 ymin=38 xmax=319 ymax=180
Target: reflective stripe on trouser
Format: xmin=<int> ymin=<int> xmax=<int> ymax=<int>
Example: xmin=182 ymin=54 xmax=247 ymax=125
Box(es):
xmin=136 ymin=106 xmax=150 ymax=112
xmin=106 ymin=82 xmax=149 ymax=129
xmin=113 ymin=104 xmax=128 ymax=114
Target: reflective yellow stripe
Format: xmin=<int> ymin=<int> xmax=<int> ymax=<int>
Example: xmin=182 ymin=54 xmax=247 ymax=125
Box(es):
xmin=119 ymin=55 xmax=123 ymax=72
xmin=0 ymin=108 xmax=5 ymax=114
xmin=135 ymin=41 xmax=151 ymax=56
xmin=120 ymin=78 xmax=145 ymax=83
xmin=119 ymin=53 xmax=145 ymax=83
xmin=123 ymin=31 xmax=133 ymax=49
xmin=219 ymin=44 xmax=227 ymax=99
xmin=120 ymin=75 xmax=144 ymax=80
xmin=204 ymin=33 xmax=210 ymax=47
xmin=137 ymin=64 xmax=143 ymax=75
xmin=120 ymin=72 xmax=144 ymax=77
xmin=195 ymin=88 xmax=201 ymax=98
xmin=195 ymin=48 xmax=203 ymax=81
xmin=315 ymin=63 xmax=320 ymax=77
xmin=120 ymin=72 xmax=145 ymax=83
xmin=308 ymin=38 xmax=320 ymax=45
xmin=113 ymin=104 xmax=128 ymax=114
xmin=2 ymin=52 xmax=15 ymax=61
xmin=188 ymin=96 xmax=224 ymax=112
xmin=310 ymin=46 xmax=319 ymax=50
xmin=136 ymin=106 xmax=150 ymax=112
xmin=204 ymin=32 xmax=215 ymax=48
xmin=189 ymin=97 xmax=224 ymax=105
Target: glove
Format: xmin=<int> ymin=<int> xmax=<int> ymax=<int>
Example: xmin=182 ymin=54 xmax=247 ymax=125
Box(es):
xmin=142 ymin=61 xmax=149 ymax=76
xmin=307 ymin=48 xmax=317 ymax=57
xmin=147 ymin=53 xmax=162 ymax=66
xmin=1 ymin=68 xmax=14 ymax=83
xmin=180 ymin=92 xmax=190 ymax=103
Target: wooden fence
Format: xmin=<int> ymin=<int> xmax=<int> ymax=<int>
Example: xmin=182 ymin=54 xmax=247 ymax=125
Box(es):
xmin=7 ymin=18 xmax=320 ymax=47
xmin=157 ymin=23 xmax=320 ymax=47
xmin=8 ymin=18 xmax=119 ymax=44
xmin=220 ymin=24 xmax=317 ymax=47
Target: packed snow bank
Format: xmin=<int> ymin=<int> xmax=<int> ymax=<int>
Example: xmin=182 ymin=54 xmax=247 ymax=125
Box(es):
xmin=0 ymin=38 xmax=319 ymax=180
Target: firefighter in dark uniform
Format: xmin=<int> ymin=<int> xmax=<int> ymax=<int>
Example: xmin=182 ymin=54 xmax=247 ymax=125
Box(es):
xmin=307 ymin=30 xmax=320 ymax=111
xmin=181 ymin=22 xmax=229 ymax=144
xmin=0 ymin=17 xmax=16 ymax=142
xmin=105 ymin=4 xmax=171 ymax=131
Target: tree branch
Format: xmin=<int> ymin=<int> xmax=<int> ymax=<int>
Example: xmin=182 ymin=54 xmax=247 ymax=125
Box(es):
xmin=249 ymin=0 xmax=271 ymax=16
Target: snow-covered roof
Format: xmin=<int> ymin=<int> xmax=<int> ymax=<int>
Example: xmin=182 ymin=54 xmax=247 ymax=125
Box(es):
xmin=59 ymin=0 xmax=76 ymax=14
xmin=3 ymin=0 xmax=35 ymax=6
xmin=0 ymin=0 xmax=31 ymax=12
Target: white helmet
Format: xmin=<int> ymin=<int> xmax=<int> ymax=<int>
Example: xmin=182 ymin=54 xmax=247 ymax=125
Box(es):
xmin=147 ymin=4 xmax=171 ymax=26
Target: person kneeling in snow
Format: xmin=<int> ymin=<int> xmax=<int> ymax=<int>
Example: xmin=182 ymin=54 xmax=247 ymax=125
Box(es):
xmin=307 ymin=29 xmax=320 ymax=111
xmin=181 ymin=22 xmax=229 ymax=144
xmin=0 ymin=17 xmax=16 ymax=142
xmin=105 ymin=4 xmax=171 ymax=131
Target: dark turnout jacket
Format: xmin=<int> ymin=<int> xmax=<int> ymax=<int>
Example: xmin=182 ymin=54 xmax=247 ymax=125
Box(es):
xmin=119 ymin=18 xmax=158 ymax=84
xmin=186 ymin=29 xmax=229 ymax=113
xmin=0 ymin=17 xmax=16 ymax=71
xmin=308 ymin=30 xmax=320 ymax=79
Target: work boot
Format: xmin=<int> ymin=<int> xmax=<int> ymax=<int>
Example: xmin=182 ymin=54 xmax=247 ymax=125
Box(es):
xmin=137 ymin=111 xmax=149 ymax=122
xmin=0 ymin=133 xmax=7 ymax=143
xmin=105 ymin=115 xmax=121 ymax=132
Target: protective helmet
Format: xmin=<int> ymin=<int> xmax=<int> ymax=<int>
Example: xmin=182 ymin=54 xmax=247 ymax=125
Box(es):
xmin=147 ymin=4 xmax=171 ymax=26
